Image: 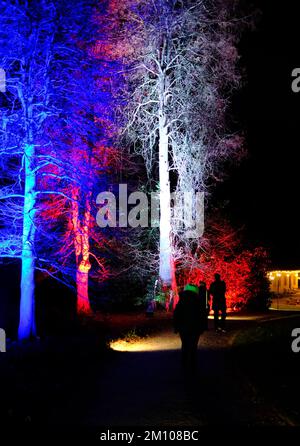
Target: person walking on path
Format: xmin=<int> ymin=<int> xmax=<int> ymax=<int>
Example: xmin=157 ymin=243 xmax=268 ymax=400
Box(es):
xmin=209 ymin=273 xmax=227 ymax=333
xmin=173 ymin=284 xmax=207 ymax=372
xmin=145 ymin=298 xmax=156 ymax=317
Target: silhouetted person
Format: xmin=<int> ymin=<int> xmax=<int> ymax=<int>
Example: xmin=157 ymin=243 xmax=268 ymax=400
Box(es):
xmin=173 ymin=284 xmax=207 ymax=372
xmin=145 ymin=298 xmax=156 ymax=317
xmin=198 ymin=281 xmax=209 ymax=330
xmin=209 ymin=273 xmax=227 ymax=333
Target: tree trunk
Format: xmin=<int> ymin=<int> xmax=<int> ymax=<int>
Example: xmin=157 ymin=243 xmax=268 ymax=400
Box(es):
xmin=18 ymin=143 xmax=37 ymax=340
xmin=72 ymin=189 xmax=92 ymax=314
xmin=158 ymin=52 xmax=177 ymax=307
xmin=158 ymin=115 xmax=173 ymax=287
xmin=76 ymin=268 xmax=90 ymax=313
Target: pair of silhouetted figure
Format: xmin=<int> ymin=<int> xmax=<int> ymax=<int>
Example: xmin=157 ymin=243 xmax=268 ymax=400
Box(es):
xmin=173 ymin=274 xmax=227 ymax=371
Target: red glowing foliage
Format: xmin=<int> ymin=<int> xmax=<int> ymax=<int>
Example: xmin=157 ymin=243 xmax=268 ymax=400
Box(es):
xmin=176 ymin=223 xmax=270 ymax=311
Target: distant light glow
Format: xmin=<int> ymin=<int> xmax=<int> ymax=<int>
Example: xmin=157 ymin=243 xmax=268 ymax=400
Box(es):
xmin=109 ymin=340 xmax=155 ymax=352
xmin=109 ymin=335 xmax=180 ymax=352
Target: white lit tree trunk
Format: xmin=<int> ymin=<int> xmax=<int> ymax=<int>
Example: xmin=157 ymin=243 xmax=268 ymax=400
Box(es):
xmin=158 ymin=111 xmax=173 ymax=288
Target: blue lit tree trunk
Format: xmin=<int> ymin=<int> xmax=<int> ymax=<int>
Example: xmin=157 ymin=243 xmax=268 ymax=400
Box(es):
xmin=15 ymin=20 xmax=50 ymax=339
xmin=17 ymin=39 xmax=38 ymax=338
xmin=19 ymin=144 xmax=37 ymax=339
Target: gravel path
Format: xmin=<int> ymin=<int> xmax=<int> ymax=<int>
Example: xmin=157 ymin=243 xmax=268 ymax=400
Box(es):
xmin=46 ymin=315 xmax=295 ymax=427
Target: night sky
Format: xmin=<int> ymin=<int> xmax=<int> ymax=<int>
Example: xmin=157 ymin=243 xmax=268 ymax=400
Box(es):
xmin=218 ymin=0 xmax=300 ymax=267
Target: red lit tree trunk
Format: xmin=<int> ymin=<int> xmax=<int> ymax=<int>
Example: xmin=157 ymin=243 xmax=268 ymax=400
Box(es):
xmin=71 ymin=188 xmax=92 ymax=314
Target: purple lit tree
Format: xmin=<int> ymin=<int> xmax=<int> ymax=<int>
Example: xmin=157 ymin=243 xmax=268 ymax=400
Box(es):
xmin=42 ymin=6 xmax=125 ymax=315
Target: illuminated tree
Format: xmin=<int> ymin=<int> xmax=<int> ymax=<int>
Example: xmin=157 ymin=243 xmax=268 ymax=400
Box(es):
xmin=0 ymin=1 xmax=58 ymax=339
xmin=178 ymin=220 xmax=270 ymax=310
xmin=0 ymin=0 xmax=106 ymax=337
xmin=51 ymin=6 xmax=125 ymax=314
xmin=113 ymin=0 xmax=244 ymax=301
xmin=41 ymin=131 xmax=119 ymax=314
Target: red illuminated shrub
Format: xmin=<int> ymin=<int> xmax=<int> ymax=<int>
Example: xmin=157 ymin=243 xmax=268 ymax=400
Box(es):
xmin=176 ymin=222 xmax=271 ymax=311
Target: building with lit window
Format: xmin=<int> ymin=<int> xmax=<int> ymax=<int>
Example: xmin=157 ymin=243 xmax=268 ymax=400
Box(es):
xmin=267 ymin=270 xmax=300 ymax=294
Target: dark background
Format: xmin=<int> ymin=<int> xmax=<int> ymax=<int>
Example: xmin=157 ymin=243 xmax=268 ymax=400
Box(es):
xmin=218 ymin=0 xmax=300 ymax=267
